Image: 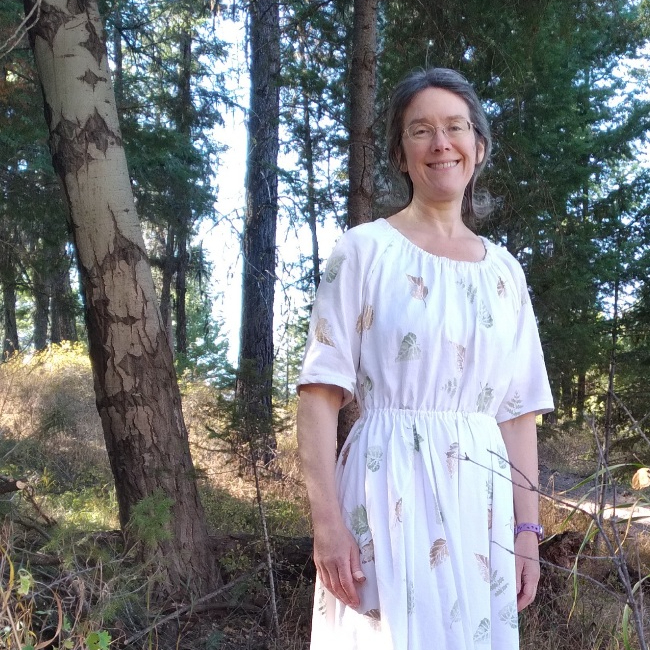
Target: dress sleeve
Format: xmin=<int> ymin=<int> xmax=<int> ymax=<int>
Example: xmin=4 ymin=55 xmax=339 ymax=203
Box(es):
xmin=495 ymin=265 xmax=554 ymax=424
xmin=296 ymin=231 xmax=365 ymax=407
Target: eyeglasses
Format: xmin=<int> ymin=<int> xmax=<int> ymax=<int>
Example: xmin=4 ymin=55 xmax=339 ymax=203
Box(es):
xmin=403 ymin=120 xmax=475 ymax=142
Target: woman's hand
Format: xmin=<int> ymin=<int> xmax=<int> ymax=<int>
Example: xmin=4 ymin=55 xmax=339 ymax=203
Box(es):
xmin=314 ymin=521 xmax=366 ymax=608
xmin=514 ymin=531 xmax=540 ymax=611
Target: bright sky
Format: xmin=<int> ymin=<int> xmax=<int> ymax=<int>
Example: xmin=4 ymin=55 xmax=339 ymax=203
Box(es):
xmin=201 ymin=19 xmax=340 ymax=364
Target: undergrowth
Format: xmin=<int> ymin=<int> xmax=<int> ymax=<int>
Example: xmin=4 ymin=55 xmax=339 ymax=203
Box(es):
xmin=1 ymin=345 xmax=649 ymax=648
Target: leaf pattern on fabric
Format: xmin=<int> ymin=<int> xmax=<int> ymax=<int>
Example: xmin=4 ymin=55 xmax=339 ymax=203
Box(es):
xmin=490 ymin=569 xmax=509 ymax=596
xmin=441 ymin=377 xmax=458 ymax=397
xmin=407 ymin=581 xmax=415 ymax=615
xmin=412 ymin=424 xmax=424 ymax=452
xmin=360 ymin=375 xmax=373 ymax=401
xmin=497 ymin=276 xmax=507 ymax=298
xmin=394 ymin=498 xmax=403 ymax=524
xmin=475 ymin=554 xmax=490 ymax=582
xmin=450 ymin=341 xmax=466 ymax=372
xmin=396 ymin=332 xmax=421 ymax=362
xmin=446 ymin=442 xmax=459 ymax=476
xmin=314 ymin=318 xmax=335 ymax=347
xmin=325 ymin=255 xmax=345 ymax=283
xmin=457 ymin=278 xmax=477 ymax=304
xmin=505 ymin=391 xmax=523 ymax=417
xmin=356 ymin=305 xmax=374 ymax=334
xmin=349 ymin=505 xmax=369 ymax=537
xmin=478 ymin=300 xmax=494 ymax=328
xmin=473 ymin=618 xmax=491 ymax=644
xmin=360 ymin=539 xmax=375 ymax=564
xmin=429 ymin=538 xmax=449 ymax=568
xmin=487 ymin=507 xmax=493 ymax=530
xmin=499 ymin=602 xmax=518 ymax=629
xmin=366 ymin=445 xmax=383 ymax=472
xmin=476 ymin=383 xmax=494 ymax=413
xmin=407 ymin=275 xmax=429 ymax=303
xmin=364 ymin=609 xmax=381 ymax=630
xmin=450 ymin=600 xmax=460 ymax=627
xmin=496 ymin=443 xmax=508 ymax=470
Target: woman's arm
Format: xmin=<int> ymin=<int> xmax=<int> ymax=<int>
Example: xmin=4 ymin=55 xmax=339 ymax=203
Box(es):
xmin=297 ymin=383 xmax=366 ymax=608
xmin=499 ymin=412 xmax=540 ymax=611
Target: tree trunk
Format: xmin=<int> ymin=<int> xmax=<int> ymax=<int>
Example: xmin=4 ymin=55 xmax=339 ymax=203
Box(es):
xmin=172 ymin=27 xmax=193 ymax=358
xmin=337 ymin=0 xmax=378 ymax=453
xmin=24 ymin=0 xmax=215 ymax=600
xmin=159 ymin=229 xmax=175 ymax=348
xmin=2 ymin=280 xmax=19 ymax=358
xmin=298 ymin=33 xmax=320 ymax=292
xmin=236 ymin=0 xmax=280 ymax=463
xmin=50 ymin=248 xmax=77 ymax=343
xmin=32 ymin=269 xmax=50 ymax=351
xmin=346 ymin=0 xmax=377 ymax=229
xmin=0 ymin=238 xmax=19 ymax=357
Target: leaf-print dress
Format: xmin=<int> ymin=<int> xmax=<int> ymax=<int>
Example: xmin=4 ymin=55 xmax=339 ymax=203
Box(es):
xmin=298 ymin=219 xmax=554 ymax=650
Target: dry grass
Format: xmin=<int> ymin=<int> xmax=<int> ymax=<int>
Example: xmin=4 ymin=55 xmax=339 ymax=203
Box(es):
xmin=2 ymin=347 xmax=650 ymax=648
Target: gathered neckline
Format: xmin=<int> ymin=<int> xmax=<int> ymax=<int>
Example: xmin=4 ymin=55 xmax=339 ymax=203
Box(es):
xmin=378 ymin=218 xmax=491 ymax=266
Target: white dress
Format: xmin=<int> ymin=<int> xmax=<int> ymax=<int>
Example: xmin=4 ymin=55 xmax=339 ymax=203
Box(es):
xmin=297 ymin=218 xmax=554 ymax=650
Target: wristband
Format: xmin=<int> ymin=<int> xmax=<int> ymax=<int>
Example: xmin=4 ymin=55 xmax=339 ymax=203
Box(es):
xmin=514 ymin=522 xmax=544 ymax=541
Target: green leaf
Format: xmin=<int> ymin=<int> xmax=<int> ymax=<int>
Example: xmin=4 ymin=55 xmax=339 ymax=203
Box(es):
xmin=325 ymin=255 xmax=345 ymax=282
xmin=86 ymin=629 xmax=112 ymax=650
xmin=349 ymin=505 xmax=369 ymax=537
xmin=395 ymin=332 xmax=421 ymax=362
xmin=17 ymin=569 xmax=33 ymax=596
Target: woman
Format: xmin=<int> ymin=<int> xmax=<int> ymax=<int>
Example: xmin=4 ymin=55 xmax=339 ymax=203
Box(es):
xmin=296 ymin=67 xmax=553 ymax=650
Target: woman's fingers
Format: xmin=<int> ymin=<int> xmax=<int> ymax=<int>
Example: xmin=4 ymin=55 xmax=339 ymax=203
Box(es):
xmin=514 ymin=534 xmax=540 ymax=611
xmin=314 ymin=527 xmax=364 ymax=608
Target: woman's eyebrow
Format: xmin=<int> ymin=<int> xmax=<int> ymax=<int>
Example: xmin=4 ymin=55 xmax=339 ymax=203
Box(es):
xmin=405 ymin=114 xmax=467 ymax=126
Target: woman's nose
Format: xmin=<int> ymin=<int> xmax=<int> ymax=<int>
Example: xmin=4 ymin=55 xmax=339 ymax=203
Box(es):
xmin=430 ymin=129 xmax=451 ymax=150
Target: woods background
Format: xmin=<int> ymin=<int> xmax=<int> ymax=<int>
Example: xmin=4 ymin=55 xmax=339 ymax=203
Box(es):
xmin=2 ymin=0 xmax=650 ymax=648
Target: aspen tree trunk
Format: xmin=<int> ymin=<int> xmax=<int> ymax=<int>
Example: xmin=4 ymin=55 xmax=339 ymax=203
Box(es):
xmin=236 ymin=0 xmax=280 ymax=463
xmin=338 ymin=0 xmax=378 ymax=453
xmin=24 ymin=0 xmax=215 ymax=599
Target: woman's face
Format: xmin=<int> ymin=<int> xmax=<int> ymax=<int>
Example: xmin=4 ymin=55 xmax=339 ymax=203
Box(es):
xmin=399 ymin=87 xmax=485 ymax=207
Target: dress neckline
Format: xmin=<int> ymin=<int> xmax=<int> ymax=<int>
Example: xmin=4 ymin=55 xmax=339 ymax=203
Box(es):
xmin=378 ymin=218 xmax=490 ymax=266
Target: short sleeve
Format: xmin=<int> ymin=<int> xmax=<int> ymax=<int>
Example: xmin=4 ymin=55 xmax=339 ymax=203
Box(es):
xmin=495 ymin=266 xmax=554 ymax=424
xmin=296 ymin=232 xmax=365 ymax=406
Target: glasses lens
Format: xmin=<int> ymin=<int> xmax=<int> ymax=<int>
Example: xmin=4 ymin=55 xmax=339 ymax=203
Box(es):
xmin=406 ymin=121 xmax=471 ymax=141
xmin=408 ymin=124 xmax=435 ymax=140
xmin=445 ymin=120 xmax=471 ymax=137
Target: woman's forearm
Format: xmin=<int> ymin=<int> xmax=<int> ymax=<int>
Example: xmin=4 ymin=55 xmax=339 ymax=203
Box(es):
xmin=499 ymin=412 xmax=539 ymax=525
xmin=297 ymin=383 xmax=346 ymax=527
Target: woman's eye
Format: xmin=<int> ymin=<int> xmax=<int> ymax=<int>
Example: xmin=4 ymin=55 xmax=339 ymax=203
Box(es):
xmin=412 ymin=126 xmax=432 ymax=137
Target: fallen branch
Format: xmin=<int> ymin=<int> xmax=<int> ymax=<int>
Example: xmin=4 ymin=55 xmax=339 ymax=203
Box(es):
xmin=0 ymin=476 xmax=27 ymax=495
xmin=121 ymin=562 xmax=266 ymax=647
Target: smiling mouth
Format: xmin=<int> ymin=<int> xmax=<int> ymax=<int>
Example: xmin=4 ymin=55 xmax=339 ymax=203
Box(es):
xmin=428 ymin=160 xmax=460 ymax=170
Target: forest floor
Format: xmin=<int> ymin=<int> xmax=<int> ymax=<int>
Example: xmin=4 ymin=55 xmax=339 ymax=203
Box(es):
xmin=2 ymin=349 xmax=650 ymax=649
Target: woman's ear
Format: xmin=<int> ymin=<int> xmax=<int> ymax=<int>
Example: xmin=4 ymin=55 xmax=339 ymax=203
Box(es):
xmin=476 ymin=140 xmax=486 ymax=165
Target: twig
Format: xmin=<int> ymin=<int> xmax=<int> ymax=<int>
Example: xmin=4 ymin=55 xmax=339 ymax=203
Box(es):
xmin=0 ymin=0 xmax=42 ymax=59
xmin=251 ymin=452 xmax=281 ymax=637
xmin=121 ymin=563 xmax=266 ymax=647
xmin=12 ymin=514 xmax=51 ymax=541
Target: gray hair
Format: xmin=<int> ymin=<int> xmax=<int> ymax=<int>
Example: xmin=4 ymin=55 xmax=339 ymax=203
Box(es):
xmin=386 ymin=68 xmax=493 ymax=225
